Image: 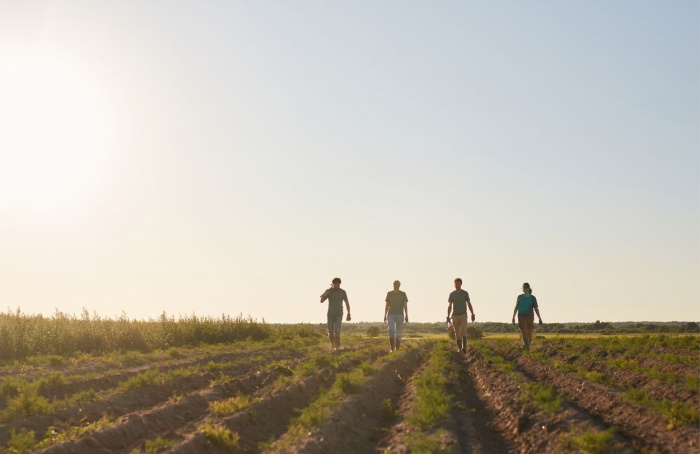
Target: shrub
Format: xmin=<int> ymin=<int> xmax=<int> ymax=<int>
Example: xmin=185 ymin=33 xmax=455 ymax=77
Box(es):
xmin=8 ymin=428 xmax=37 ymax=454
xmin=562 ymin=427 xmax=617 ymax=453
xmin=466 ymin=325 xmax=483 ymax=340
xmin=200 ymin=422 xmax=239 ymax=448
xmin=143 ymin=436 xmax=178 ymax=453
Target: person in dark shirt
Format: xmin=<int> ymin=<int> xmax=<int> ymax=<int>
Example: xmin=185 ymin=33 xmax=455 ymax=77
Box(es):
xmin=511 ymin=282 xmax=543 ymax=350
xmin=384 ymin=280 xmax=409 ymax=352
xmin=320 ymin=277 xmax=351 ymax=351
xmin=447 ymin=278 xmax=475 ymax=353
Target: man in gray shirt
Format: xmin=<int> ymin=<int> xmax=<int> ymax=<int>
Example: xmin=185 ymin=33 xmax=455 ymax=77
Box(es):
xmin=447 ymin=278 xmax=475 ymax=354
xmin=320 ymin=277 xmax=351 ymax=351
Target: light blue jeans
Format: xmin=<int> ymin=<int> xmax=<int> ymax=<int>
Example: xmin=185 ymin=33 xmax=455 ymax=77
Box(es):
xmin=327 ymin=314 xmax=343 ymax=338
xmin=387 ymin=313 xmax=404 ymax=340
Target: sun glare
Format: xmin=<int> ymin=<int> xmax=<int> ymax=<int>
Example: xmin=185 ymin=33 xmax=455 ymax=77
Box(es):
xmin=0 ymin=48 xmax=115 ymax=213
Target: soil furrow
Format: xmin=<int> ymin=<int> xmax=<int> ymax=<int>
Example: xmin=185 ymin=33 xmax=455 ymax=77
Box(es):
xmin=465 ymin=349 xmax=635 ymax=453
xmin=0 ymin=347 xmax=303 ymax=448
xmin=281 ymin=344 xmax=430 ymax=453
xmin=449 ymin=351 xmax=516 ymax=454
xmin=37 ymin=369 xmax=271 ymax=454
xmin=168 ymin=347 xmax=387 ymax=453
xmin=535 ymin=346 xmax=697 ymax=403
xmin=497 ymin=346 xmax=699 ymax=453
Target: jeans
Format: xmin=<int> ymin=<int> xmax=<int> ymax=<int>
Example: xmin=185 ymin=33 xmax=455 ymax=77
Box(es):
xmin=327 ymin=314 xmax=343 ymax=338
xmin=387 ymin=313 xmax=404 ymax=340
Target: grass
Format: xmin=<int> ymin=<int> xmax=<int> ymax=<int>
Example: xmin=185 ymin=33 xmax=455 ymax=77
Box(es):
xmin=209 ymin=394 xmax=257 ymax=416
xmin=0 ymin=309 xmax=322 ymax=361
xmin=559 ymin=427 xmax=618 ymax=453
xmin=37 ymin=415 xmax=115 ymax=449
xmin=404 ymin=340 xmax=452 ymax=452
xmin=199 ymin=422 xmax=239 ymax=449
xmin=380 ymin=398 xmax=398 ymax=420
xmin=288 ymin=367 xmax=368 ymax=435
xmin=523 ymin=382 xmax=563 ymax=414
xmin=625 ymin=388 xmax=698 ymax=429
xmin=3 ymin=390 xmax=50 ymax=421
xmin=275 ymin=350 xmax=389 ymax=450
xmin=143 ymin=436 xmax=178 ymax=453
xmin=7 ymin=428 xmax=37 ymax=454
xmin=117 ymin=366 xmax=196 ymax=393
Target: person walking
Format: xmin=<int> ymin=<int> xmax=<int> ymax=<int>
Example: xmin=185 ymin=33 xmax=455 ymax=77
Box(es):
xmin=320 ymin=277 xmax=351 ymax=351
xmin=511 ymin=282 xmax=543 ymax=350
xmin=383 ymin=280 xmax=409 ymax=352
xmin=447 ymin=278 xmax=475 ymax=353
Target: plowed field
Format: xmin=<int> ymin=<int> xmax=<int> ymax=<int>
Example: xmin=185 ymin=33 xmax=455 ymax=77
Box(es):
xmin=0 ymin=334 xmax=697 ymax=453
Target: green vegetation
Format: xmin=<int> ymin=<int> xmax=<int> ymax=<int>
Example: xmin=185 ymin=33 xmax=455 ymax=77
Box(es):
xmin=0 ymin=309 xmax=323 ymax=361
xmin=7 ymin=428 xmax=37 ymax=454
xmin=199 ymin=422 xmax=239 ymax=449
xmin=523 ymin=382 xmax=563 ymax=414
xmin=117 ymin=366 xmax=195 ymax=392
xmin=380 ymin=398 xmax=398 ymax=420
xmin=275 ymin=349 xmax=390 ymax=450
xmin=209 ymin=394 xmax=257 ymax=416
xmin=331 ymin=321 xmax=700 ymax=337
xmin=625 ymin=389 xmax=698 ymax=429
xmin=287 ymin=367 xmax=369 ymax=437
xmin=143 ymin=436 xmax=178 ymax=453
xmin=38 ymin=415 xmax=115 ymax=448
xmin=560 ymin=427 xmax=618 ymax=453
xmin=405 ymin=340 xmax=452 ymax=451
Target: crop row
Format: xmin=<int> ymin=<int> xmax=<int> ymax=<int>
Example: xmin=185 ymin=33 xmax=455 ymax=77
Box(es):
xmin=480 ymin=338 xmax=698 ymax=453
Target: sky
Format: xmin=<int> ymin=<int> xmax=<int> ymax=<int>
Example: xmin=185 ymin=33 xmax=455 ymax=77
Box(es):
xmin=0 ymin=1 xmax=698 ymax=324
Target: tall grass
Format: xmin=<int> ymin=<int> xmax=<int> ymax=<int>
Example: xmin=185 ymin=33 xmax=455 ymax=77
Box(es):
xmin=0 ymin=308 xmax=320 ymax=361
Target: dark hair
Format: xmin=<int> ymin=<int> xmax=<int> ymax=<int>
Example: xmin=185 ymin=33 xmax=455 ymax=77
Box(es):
xmin=332 ymin=277 xmax=341 ymax=284
xmin=522 ymin=282 xmax=532 ymax=293
xmin=454 ymin=278 xmax=462 ymax=284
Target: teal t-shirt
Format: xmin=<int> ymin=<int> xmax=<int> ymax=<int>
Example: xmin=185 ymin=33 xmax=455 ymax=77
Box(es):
xmin=448 ymin=289 xmax=470 ymax=316
xmin=326 ymin=288 xmax=347 ymax=316
xmin=516 ymin=294 xmax=538 ymax=316
xmin=386 ymin=291 xmax=408 ymax=315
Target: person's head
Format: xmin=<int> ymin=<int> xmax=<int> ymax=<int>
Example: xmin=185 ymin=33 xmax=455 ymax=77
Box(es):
xmin=522 ymin=282 xmax=532 ymax=295
xmin=393 ymin=280 xmax=401 ymax=290
xmin=332 ymin=277 xmax=341 ymax=288
xmin=454 ymin=278 xmax=462 ymax=289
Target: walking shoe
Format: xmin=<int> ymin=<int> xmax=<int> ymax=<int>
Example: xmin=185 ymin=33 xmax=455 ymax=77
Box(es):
xmin=461 ymin=347 xmax=466 ymax=354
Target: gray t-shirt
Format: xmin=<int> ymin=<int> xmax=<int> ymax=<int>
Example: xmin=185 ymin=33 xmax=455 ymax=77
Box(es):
xmin=386 ymin=291 xmax=408 ymax=315
xmin=448 ymin=289 xmax=470 ymax=316
xmin=326 ymin=288 xmax=347 ymax=316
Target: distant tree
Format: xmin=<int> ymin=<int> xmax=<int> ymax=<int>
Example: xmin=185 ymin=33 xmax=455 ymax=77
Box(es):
xmin=683 ymin=322 xmax=699 ymax=333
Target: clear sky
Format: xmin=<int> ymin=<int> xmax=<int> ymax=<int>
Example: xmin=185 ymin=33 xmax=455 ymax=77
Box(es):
xmin=0 ymin=1 xmax=698 ymax=324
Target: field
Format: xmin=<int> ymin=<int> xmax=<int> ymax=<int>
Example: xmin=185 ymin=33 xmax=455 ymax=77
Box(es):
xmin=0 ymin=318 xmax=697 ymax=453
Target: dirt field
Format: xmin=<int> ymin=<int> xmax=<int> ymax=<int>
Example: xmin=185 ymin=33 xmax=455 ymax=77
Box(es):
xmin=0 ymin=334 xmax=697 ymax=453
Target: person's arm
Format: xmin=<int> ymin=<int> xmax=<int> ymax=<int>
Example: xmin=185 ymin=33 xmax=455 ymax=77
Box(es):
xmin=344 ymin=294 xmax=351 ymax=321
xmin=511 ymin=300 xmax=518 ymax=324
xmin=320 ymin=286 xmax=331 ymax=303
xmin=534 ymin=307 xmax=542 ymax=324
xmin=447 ymin=302 xmax=452 ymax=321
xmin=383 ymin=298 xmax=390 ymax=323
xmin=467 ymin=293 xmax=475 ymax=321
xmin=404 ymin=301 xmax=409 ymax=323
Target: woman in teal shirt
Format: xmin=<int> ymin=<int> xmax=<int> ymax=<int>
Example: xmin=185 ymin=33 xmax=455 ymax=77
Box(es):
xmin=511 ymin=282 xmax=543 ymax=350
